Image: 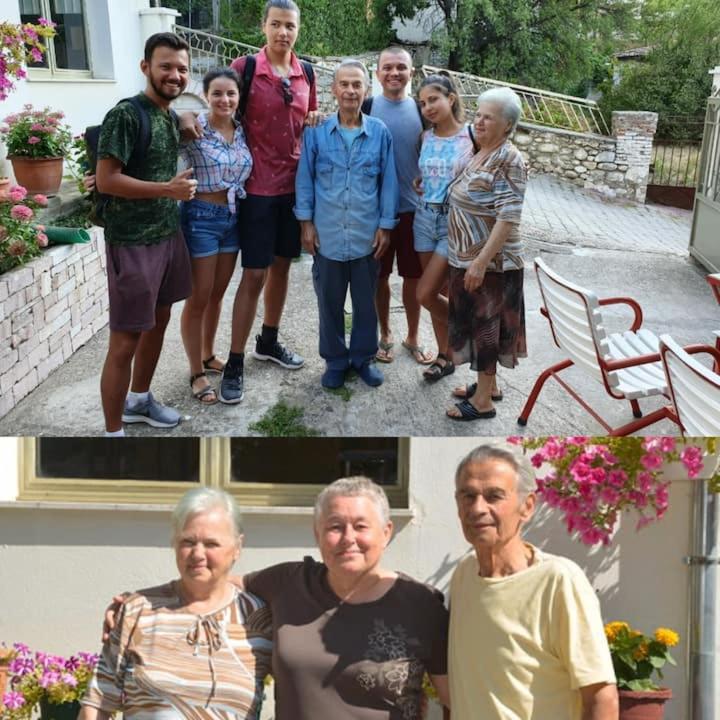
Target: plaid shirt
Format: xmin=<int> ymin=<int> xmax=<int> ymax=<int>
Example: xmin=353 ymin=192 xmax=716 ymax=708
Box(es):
xmin=181 ymin=113 xmax=253 ymax=214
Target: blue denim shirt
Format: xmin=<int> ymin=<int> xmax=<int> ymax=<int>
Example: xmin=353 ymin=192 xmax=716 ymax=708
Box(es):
xmin=295 ymin=112 xmax=399 ymax=261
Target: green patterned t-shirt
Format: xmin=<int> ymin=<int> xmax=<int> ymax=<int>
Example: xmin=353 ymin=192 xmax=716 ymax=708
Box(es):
xmin=97 ymin=93 xmax=180 ymax=245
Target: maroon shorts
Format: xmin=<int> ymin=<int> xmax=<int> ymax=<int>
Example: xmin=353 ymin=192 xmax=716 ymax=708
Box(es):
xmin=379 ymin=211 xmax=422 ymax=280
xmin=106 ymin=229 xmax=192 ymax=333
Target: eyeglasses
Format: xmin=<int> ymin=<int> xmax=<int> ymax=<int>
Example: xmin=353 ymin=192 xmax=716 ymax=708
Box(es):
xmin=280 ymin=77 xmax=293 ymax=106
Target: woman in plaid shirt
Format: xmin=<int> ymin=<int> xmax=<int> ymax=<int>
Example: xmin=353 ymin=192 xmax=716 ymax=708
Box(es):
xmin=180 ymin=68 xmax=253 ymax=405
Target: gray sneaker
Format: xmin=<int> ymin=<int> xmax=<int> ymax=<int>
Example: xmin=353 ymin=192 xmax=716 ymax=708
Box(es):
xmin=122 ymin=392 xmax=181 ymax=428
xmin=219 ymin=364 xmax=244 ymax=404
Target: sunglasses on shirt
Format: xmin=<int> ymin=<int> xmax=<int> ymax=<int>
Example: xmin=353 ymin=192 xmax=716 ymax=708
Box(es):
xmin=280 ymin=77 xmax=293 ymax=105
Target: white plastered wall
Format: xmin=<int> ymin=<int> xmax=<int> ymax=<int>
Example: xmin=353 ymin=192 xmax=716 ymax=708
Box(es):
xmin=1 ymin=437 xmax=718 ymax=719
xmin=1 ymin=1 xmax=177 ymax=177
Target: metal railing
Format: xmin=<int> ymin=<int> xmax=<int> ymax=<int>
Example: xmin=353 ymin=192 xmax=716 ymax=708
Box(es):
xmin=420 ymin=65 xmax=610 ymax=136
xmin=173 ymin=25 xmax=338 ymax=111
xmin=649 ymin=141 xmax=701 ymax=188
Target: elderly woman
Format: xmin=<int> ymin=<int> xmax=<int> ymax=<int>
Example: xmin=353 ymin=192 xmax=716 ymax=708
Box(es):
xmin=444 ymin=87 xmax=528 ymax=421
xmin=239 ymin=476 xmax=450 ymax=719
xmin=81 ymin=488 xmax=272 ymax=719
xmin=102 ymin=479 xmax=449 ymax=719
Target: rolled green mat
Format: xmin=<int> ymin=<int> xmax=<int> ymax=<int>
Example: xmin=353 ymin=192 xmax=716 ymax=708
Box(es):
xmin=42 ymin=226 xmax=91 ymax=245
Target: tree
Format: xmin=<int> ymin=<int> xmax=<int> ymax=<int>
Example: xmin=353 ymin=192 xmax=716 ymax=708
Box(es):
xmin=599 ymin=0 xmax=720 ymax=137
xmin=422 ymin=0 xmax=638 ymax=94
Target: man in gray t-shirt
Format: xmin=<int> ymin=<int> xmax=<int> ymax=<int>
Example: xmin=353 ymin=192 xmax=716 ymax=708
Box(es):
xmin=367 ymin=48 xmax=434 ymax=366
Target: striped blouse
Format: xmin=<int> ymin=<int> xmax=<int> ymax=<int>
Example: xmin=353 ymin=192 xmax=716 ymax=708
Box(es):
xmin=447 ymin=140 xmax=527 ymax=271
xmin=81 ymin=582 xmax=273 ymax=719
xmin=181 ymin=113 xmax=253 ymax=215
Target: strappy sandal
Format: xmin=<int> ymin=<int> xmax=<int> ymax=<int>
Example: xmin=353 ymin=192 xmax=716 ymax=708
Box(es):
xmin=202 ymin=355 xmax=225 ymax=375
xmin=452 ymin=382 xmax=503 ymax=402
xmin=190 ymin=372 xmax=218 ymax=405
xmin=423 ymin=353 xmax=455 ymax=383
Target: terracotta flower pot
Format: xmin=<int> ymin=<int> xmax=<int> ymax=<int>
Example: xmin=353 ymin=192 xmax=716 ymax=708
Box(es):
xmin=619 ymin=687 xmax=672 ymax=720
xmin=0 ymin=660 xmax=9 ymax=698
xmin=9 ymin=156 xmax=64 ymax=196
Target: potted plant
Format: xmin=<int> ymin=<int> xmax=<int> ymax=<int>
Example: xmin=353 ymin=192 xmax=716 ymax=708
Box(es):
xmin=0 ymin=184 xmax=49 ymax=274
xmin=1 ymin=105 xmax=72 ymax=196
xmin=604 ymin=621 xmax=678 ymax=719
xmin=0 ymin=644 xmax=99 ymax=720
xmin=513 ymin=437 xmax=712 ymax=545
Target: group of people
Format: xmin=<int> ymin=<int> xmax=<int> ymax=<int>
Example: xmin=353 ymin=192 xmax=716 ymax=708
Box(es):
xmin=79 ymin=443 xmax=619 ymax=719
xmin=95 ymin=0 xmax=529 ymax=435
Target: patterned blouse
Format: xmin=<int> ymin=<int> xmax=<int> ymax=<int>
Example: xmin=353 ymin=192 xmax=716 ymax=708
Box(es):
xmin=447 ymin=140 xmax=527 ymax=271
xmin=81 ymin=582 xmax=273 ymax=719
xmin=181 ymin=113 xmax=253 ymax=215
xmin=417 ymin=125 xmax=475 ymax=204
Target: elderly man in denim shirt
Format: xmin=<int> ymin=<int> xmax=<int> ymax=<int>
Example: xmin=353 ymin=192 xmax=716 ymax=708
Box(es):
xmin=295 ymin=59 xmax=399 ymax=389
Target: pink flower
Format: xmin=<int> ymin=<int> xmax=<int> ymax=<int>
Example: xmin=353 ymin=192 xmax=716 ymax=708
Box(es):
xmin=36 ymin=231 xmax=48 ymax=247
xmin=61 ymin=673 xmax=78 ymax=687
xmin=30 ymin=47 xmax=43 ymax=63
xmin=30 ymin=123 xmax=44 ymax=131
xmin=9 ymin=185 xmax=27 ymax=201
xmin=28 ymin=136 xmax=41 ymax=144
xmin=640 ymin=453 xmax=664 ymax=470
xmin=10 ymin=204 xmax=33 ymax=221
xmin=40 ymin=670 xmax=60 ymax=687
xmin=7 ymin=240 xmax=27 ymax=257
xmin=2 ymin=691 xmax=25 ymax=709
xmin=33 ymin=193 xmax=48 ymax=206
xmin=680 ymin=446 xmax=704 ymax=478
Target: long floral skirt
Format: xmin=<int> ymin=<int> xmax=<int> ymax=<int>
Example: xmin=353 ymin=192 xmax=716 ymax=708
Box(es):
xmin=448 ymin=267 xmax=527 ymax=374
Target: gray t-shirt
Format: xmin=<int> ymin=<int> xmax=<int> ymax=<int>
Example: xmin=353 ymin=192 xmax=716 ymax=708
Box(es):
xmin=245 ymin=557 xmax=448 ymax=720
xmin=367 ymin=95 xmax=423 ymax=213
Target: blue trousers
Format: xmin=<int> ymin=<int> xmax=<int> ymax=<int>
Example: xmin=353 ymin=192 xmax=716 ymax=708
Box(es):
xmin=312 ymin=253 xmax=379 ymax=371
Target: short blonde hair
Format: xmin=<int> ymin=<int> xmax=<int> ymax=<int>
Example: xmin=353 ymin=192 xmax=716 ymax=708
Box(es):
xmin=314 ymin=476 xmax=390 ymax=526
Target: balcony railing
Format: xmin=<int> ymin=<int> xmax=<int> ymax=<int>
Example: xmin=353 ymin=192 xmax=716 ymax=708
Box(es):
xmin=173 ymin=25 xmax=338 ymax=110
xmin=420 ymin=65 xmax=610 ymax=136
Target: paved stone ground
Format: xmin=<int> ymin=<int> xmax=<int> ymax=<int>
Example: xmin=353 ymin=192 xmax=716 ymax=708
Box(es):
xmin=0 ymin=173 xmax=715 ymax=437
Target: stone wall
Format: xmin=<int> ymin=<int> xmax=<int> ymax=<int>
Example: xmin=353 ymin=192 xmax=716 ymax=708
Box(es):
xmin=0 ymin=231 xmax=108 ymax=418
xmin=514 ymin=111 xmax=658 ymax=202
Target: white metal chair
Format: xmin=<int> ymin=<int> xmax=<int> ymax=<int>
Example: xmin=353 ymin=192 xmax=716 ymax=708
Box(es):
xmin=659 ymin=334 xmax=720 ymax=436
xmin=518 ymin=257 xmax=669 ymax=435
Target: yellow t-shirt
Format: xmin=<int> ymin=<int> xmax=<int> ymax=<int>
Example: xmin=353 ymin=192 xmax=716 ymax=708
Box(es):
xmin=449 ymin=545 xmax=615 ymax=720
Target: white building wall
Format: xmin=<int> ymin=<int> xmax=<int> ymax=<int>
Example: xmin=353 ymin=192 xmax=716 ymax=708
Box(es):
xmin=1 ymin=1 xmax=178 ymax=178
xmin=1 ymin=437 xmax=718 ymax=719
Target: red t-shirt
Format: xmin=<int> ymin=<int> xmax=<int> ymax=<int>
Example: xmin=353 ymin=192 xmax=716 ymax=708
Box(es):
xmin=231 ymin=47 xmax=318 ymax=196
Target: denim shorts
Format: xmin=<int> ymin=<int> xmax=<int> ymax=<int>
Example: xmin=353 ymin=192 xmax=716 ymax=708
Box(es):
xmin=413 ymin=203 xmax=449 ymax=258
xmin=180 ymin=199 xmax=239 ymax=259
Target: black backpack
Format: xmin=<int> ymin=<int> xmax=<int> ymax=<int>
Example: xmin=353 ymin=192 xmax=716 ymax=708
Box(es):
xmin=84 ymin=96 xmax=178 ymax=226
xmin=238 ymin=54 xmax=316 ymax=118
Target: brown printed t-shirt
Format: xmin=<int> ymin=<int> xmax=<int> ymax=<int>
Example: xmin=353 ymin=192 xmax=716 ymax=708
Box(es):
xmin=245 ymin=557 xmax=448 ymax=720
xmin=97 ymin=93 xmax=180 ymax=246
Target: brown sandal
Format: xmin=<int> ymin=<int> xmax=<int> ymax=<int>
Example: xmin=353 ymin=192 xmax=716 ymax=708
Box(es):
xmin=202 ymin=355 xmax=225 ymax=375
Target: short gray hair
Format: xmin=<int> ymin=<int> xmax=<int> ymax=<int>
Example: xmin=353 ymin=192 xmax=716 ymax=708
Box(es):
xmin=171 ymin=488 xmax=244 ymax=543
xmin=333 ymin=58 xmax=370 ymax=86
xmin=314 ymin=476 xmax=390 ymax=526
xmin=455 ymin=444 xmax=536 ymax=498
xmin=476 ymin=87 xmax=522 ymax=134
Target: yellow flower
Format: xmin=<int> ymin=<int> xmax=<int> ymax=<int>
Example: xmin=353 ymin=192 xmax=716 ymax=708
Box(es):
xmin=632 ymin=643 xmax=648 ymax=660
xmin=654 ymin=628 xmax=679 ymax=647
xmin=604 ymin=621 xmax=629 ymax=642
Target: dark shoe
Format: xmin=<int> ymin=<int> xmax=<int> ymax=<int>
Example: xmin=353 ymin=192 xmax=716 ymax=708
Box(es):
xmin=423 ymin=353 xmax=455 ymax=383
xmin=357 ymin=361 xmax=384 ymax=387
xmin=447 ymin=399 xmax=497 ymax=421
xmin=190 ymin=372 xmax=218 ymax=405
xmin=322 ymin=366 xmax=346 ymax=389
xmin=252 ymin=335 xmax=304 ymax=370
xmin=453 ymin=382 xmax=503 ymax=402
xmin=202 ymin=355 xmax=224 ymax=375
xmin=219 ymin=364 xmax=244 ymax=404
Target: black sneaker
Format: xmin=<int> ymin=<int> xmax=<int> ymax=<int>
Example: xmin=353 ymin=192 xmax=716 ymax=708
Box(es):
xmin=252 ymin=335 xmax=304 ymax=370
xmin=219 ymin=364 xmax=244 ymax=404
